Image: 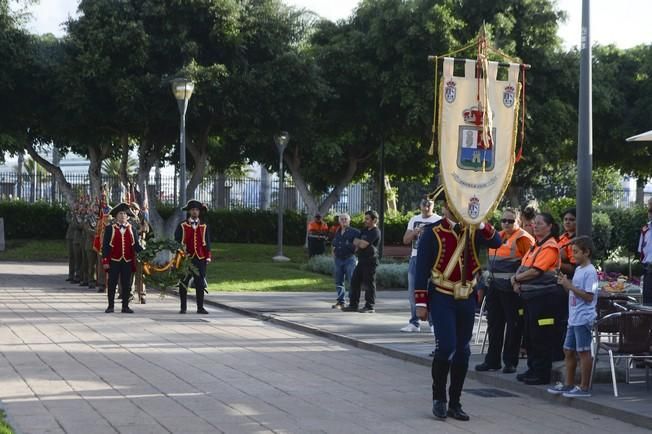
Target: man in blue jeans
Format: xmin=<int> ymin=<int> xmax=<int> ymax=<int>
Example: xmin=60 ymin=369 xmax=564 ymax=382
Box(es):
xmin=331 ymin=213 xmax=360 ymax=309
xmin=401 ymin=197 xmax=440 ymax=332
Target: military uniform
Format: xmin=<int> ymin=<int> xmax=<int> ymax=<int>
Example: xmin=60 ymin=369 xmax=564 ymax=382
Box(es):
xmin=71 ymin=211 xmax=84 ymax=283
xmin=129 ymin=207 xmax=149 ymax=304
xmin=65 ymin=210 xmax=75 ymax=281
xmin=415 ymin=219 xmax=500 ymax=420
xmin=83 ymin=212 xmax=99 ymax=288
xmin=102 ymin=203 xmax=143 ymax=313
xmin=175 ymin=200 xmax=211 ymax=314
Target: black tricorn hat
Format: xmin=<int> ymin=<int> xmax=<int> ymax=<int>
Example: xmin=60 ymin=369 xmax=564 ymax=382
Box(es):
xmin=427 ymin=186 xmax=447 ymax=203
xmin=182 ymin=199 xmax=208 ymax=212
xmin=109 ymin=202 xmax=135 ymax=218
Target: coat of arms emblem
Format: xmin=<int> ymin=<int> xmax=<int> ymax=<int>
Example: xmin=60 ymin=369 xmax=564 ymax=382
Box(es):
xmin=468 ymin=196 xmax=480 ymax=219
xmin=444 ymin=80 xmax=456 ymax=103
xmin=503 ymin=84 xmax=515 ymax=108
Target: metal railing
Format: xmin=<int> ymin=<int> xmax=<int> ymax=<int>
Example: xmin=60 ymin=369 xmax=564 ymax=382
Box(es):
xmin=0 ymin=172 xmax=376 ymax=214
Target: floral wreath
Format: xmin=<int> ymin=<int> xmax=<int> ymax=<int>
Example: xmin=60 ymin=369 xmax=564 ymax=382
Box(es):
xmin=136 ymin=238 xmax=196 ymax=297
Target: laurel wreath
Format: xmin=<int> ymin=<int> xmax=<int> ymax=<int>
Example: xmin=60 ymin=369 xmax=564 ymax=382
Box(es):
xmin=136 ymin=239 xmax=196 ymax=297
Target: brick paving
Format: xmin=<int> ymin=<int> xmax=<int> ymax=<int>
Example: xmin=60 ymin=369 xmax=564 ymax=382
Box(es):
xmin=0 ymin=262 xmax=649 ymax=434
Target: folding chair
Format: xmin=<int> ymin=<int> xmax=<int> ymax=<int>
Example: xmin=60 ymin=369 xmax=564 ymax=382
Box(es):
xmin=590 ymin=311 xmax=652 ymax=397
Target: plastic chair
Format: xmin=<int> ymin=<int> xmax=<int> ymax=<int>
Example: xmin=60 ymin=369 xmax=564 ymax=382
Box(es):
xmin=590 ymin=311 xmax=652 ymax=397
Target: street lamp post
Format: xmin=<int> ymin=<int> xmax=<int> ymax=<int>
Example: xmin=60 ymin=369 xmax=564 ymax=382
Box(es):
xmin=170 ymin=78 xmax=195 ymax=208
xmin=273 ymin=131 xmax=290 ymax=262
xmin=576 ymin=0 xmax=592 ymax=237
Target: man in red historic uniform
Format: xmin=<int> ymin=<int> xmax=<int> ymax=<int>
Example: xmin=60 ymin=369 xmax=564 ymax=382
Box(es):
xmin=415 ymin=193 xmax=501 ymax=421
xmin=102 ymin=203 xmax=143 ymax=313
xmin=175 ymin=200 xmax=212 ymax=314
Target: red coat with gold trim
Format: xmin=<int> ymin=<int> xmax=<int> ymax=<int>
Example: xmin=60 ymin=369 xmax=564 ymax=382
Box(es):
xmin=414 ymin=219 xmax=501 ymax=306
xmin=101 ymin=223 xmax=143 ymax=270
xmin=175 ymin=220 xmax=212 ymax=260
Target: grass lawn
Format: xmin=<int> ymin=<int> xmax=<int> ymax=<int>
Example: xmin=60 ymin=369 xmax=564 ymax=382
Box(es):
xmin=0 ymin=240 xmax=332 ymax=292
xmin=0 ymin=240 xmax=67 ymax=262
xmin=208 ymin=243 xmax=331 ymax=292
xmin=0 ymin=410 xmax=13 ymax=434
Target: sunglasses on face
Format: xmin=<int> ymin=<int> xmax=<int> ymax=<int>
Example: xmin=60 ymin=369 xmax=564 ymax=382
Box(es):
xmin=501 ymin=219 xmax=515 ymax=224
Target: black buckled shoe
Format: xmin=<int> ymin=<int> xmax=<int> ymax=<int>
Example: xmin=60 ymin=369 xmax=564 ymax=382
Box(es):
xmin=197 ymin=308 xmax=209 ymax=314
xmin=447 ymin=405 xmax=470 ymax=421
xmin=502 ymin=365 xmax=517 ymax=374
xmin=475 ymin=362 xmax=501 ymax=372
xmin=432 ymin=400 xmax=447 ymax=420
xmin=121 ymin=307 xmax=134 ymax=314
xmin=105 ymin=307 xmax=114 ymax=313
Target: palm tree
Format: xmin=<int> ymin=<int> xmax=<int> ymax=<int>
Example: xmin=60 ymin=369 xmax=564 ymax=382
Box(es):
xmin=102 ymin=157 xmax=137 ymax=203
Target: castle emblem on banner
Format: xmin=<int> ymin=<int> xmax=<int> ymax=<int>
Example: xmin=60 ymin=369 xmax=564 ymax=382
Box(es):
xmin=444 ymin=80 xmax=457 ymax=103
xmin=468 ymin=196 xmax=480 ymax=219
xmin=457 ymin=106 xmax=496 ymax=171
xmin=503 ymin=84 xmax=515 ymax=108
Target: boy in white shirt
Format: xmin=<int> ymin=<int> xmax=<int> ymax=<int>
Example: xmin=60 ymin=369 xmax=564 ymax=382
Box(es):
xmin=547 ymin=236 xmax=598 ymax=398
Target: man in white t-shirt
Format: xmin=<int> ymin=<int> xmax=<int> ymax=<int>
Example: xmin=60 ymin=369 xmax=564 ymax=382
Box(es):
xmin=400 ymin=197 xmax=441 ymax=332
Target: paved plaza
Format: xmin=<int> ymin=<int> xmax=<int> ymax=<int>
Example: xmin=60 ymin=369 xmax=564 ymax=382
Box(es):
xmin=0 ymin=262 xmax=649 ymax=434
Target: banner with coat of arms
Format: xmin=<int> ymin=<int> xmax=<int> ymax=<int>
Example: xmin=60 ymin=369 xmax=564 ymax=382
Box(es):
xmin=438 ymin=56 xmax=521 ymax=226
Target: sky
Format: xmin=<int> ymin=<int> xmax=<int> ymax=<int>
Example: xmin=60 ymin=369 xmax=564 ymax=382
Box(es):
xmin=18 ymin=0 xmax=652 ymax=50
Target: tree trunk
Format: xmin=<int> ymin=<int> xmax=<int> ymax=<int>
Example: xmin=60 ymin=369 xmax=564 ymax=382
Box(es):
xmin=87 ymin=145 xmax=104 ymax=200
xmin=285 ymin=147 xmax=361 ymax=240
xmin=51 ymin=148 xmax=60 ymax=202
xmin=216 ymin=173 xmax=226 ymax=208
xmin=636 ymin=176 xmax=647 ymax=205
xmin=505 ymin=184 xmax=522 ymax=208
xmin=259 ymin=166 xmax=270 ymax=210
xmin=119 ymin=133 xmax=130 ymax=194
xmin=384 ymin=176 xmax=397 ymax=213
xmin=186 ymin=126 xmax=211 ymax=202
xmin=24 ymin=142 xmax=75 ymax=207
xmin=16 ymin=153 xmax=24 ymax=200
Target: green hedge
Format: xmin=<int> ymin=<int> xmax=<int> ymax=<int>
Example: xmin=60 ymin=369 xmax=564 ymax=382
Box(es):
xmin=0 ymin=201 xmax=67 ymax=239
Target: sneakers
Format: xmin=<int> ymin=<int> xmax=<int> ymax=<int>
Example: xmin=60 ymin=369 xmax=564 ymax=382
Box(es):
xmin=332 ymin=302 xmax=345 ymax=310
xmin=562 ymin=386 xmax=591 ymax=398
xmin=400 ymin=324 xmax=420 ymax=333
xmin=341 ymin=305 xmax=359 ymax=312
xmin=547 ymin=382 xmax=574 ymax=395
xmin=359 ymin=305 xmax=375 ymax=313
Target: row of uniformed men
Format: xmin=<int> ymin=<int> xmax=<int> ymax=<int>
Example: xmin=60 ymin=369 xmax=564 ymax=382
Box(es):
xmin=65 ymin=199 xmax=148 ymax=303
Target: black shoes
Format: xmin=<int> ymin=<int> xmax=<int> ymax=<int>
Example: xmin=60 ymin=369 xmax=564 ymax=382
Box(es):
xmin=432 ymin=400 xmax=447 ymax=420
xmin=516 ymin=370 xmax=533 ymax=382
xmin=502 ymin=365 xmax=517 ymax=374
xmin=447 ymin=405 xmax=470 ymax=421
xmin=341 ymin=305 xmax=359 ymax=312
xmin=359 ymin=305 xmax=375 ymax=313
xmin=475 ymin=363 xmax=500 ymax=372
xmin=105 ymin=307 xmax=114 ymax=313
xmin=121 ymin=307 xmax=134 ymax=314
xmin=179 ymin=309 xmax=186 ymax=314
xmin=197 ymin=308 xmax=209 ymax=314
xmin=523 ymin=377 xmax=550 ymax=385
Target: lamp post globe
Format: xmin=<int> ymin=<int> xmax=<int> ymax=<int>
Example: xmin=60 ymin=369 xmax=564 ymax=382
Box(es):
xmin=272 ymin=131 xmax=291 ymax=262
xmin=171 ymin=78 xmax=195 ymax=208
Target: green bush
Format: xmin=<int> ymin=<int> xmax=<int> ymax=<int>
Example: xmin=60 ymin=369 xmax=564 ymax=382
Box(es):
xmin=0 ymin=200 xmax=67 ymax=239
xmin=304 ymin=254 xmax=408 ymax=288
xmin=591 ymin=211 xmax=612 ymax=261
xmin=598 ymin=206 xmax=647 ymax=256
xmin=206 ymin=209 xmax=307 ymax=245
xmin=539 ymin=197 xmax=576 ymax=222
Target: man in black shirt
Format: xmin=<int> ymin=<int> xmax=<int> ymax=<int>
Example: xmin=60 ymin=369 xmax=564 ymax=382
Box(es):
xmin=343 ymin=210 xmax=381 ymax=313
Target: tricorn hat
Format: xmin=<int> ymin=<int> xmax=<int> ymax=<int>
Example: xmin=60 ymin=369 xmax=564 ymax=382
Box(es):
xmin=182 ymin=199 xmax=208 ymax=212
xmin=109 ymin=202 xmax=135 ymax=218
xmin=427 ymin=185 xmax=447 ymax=203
